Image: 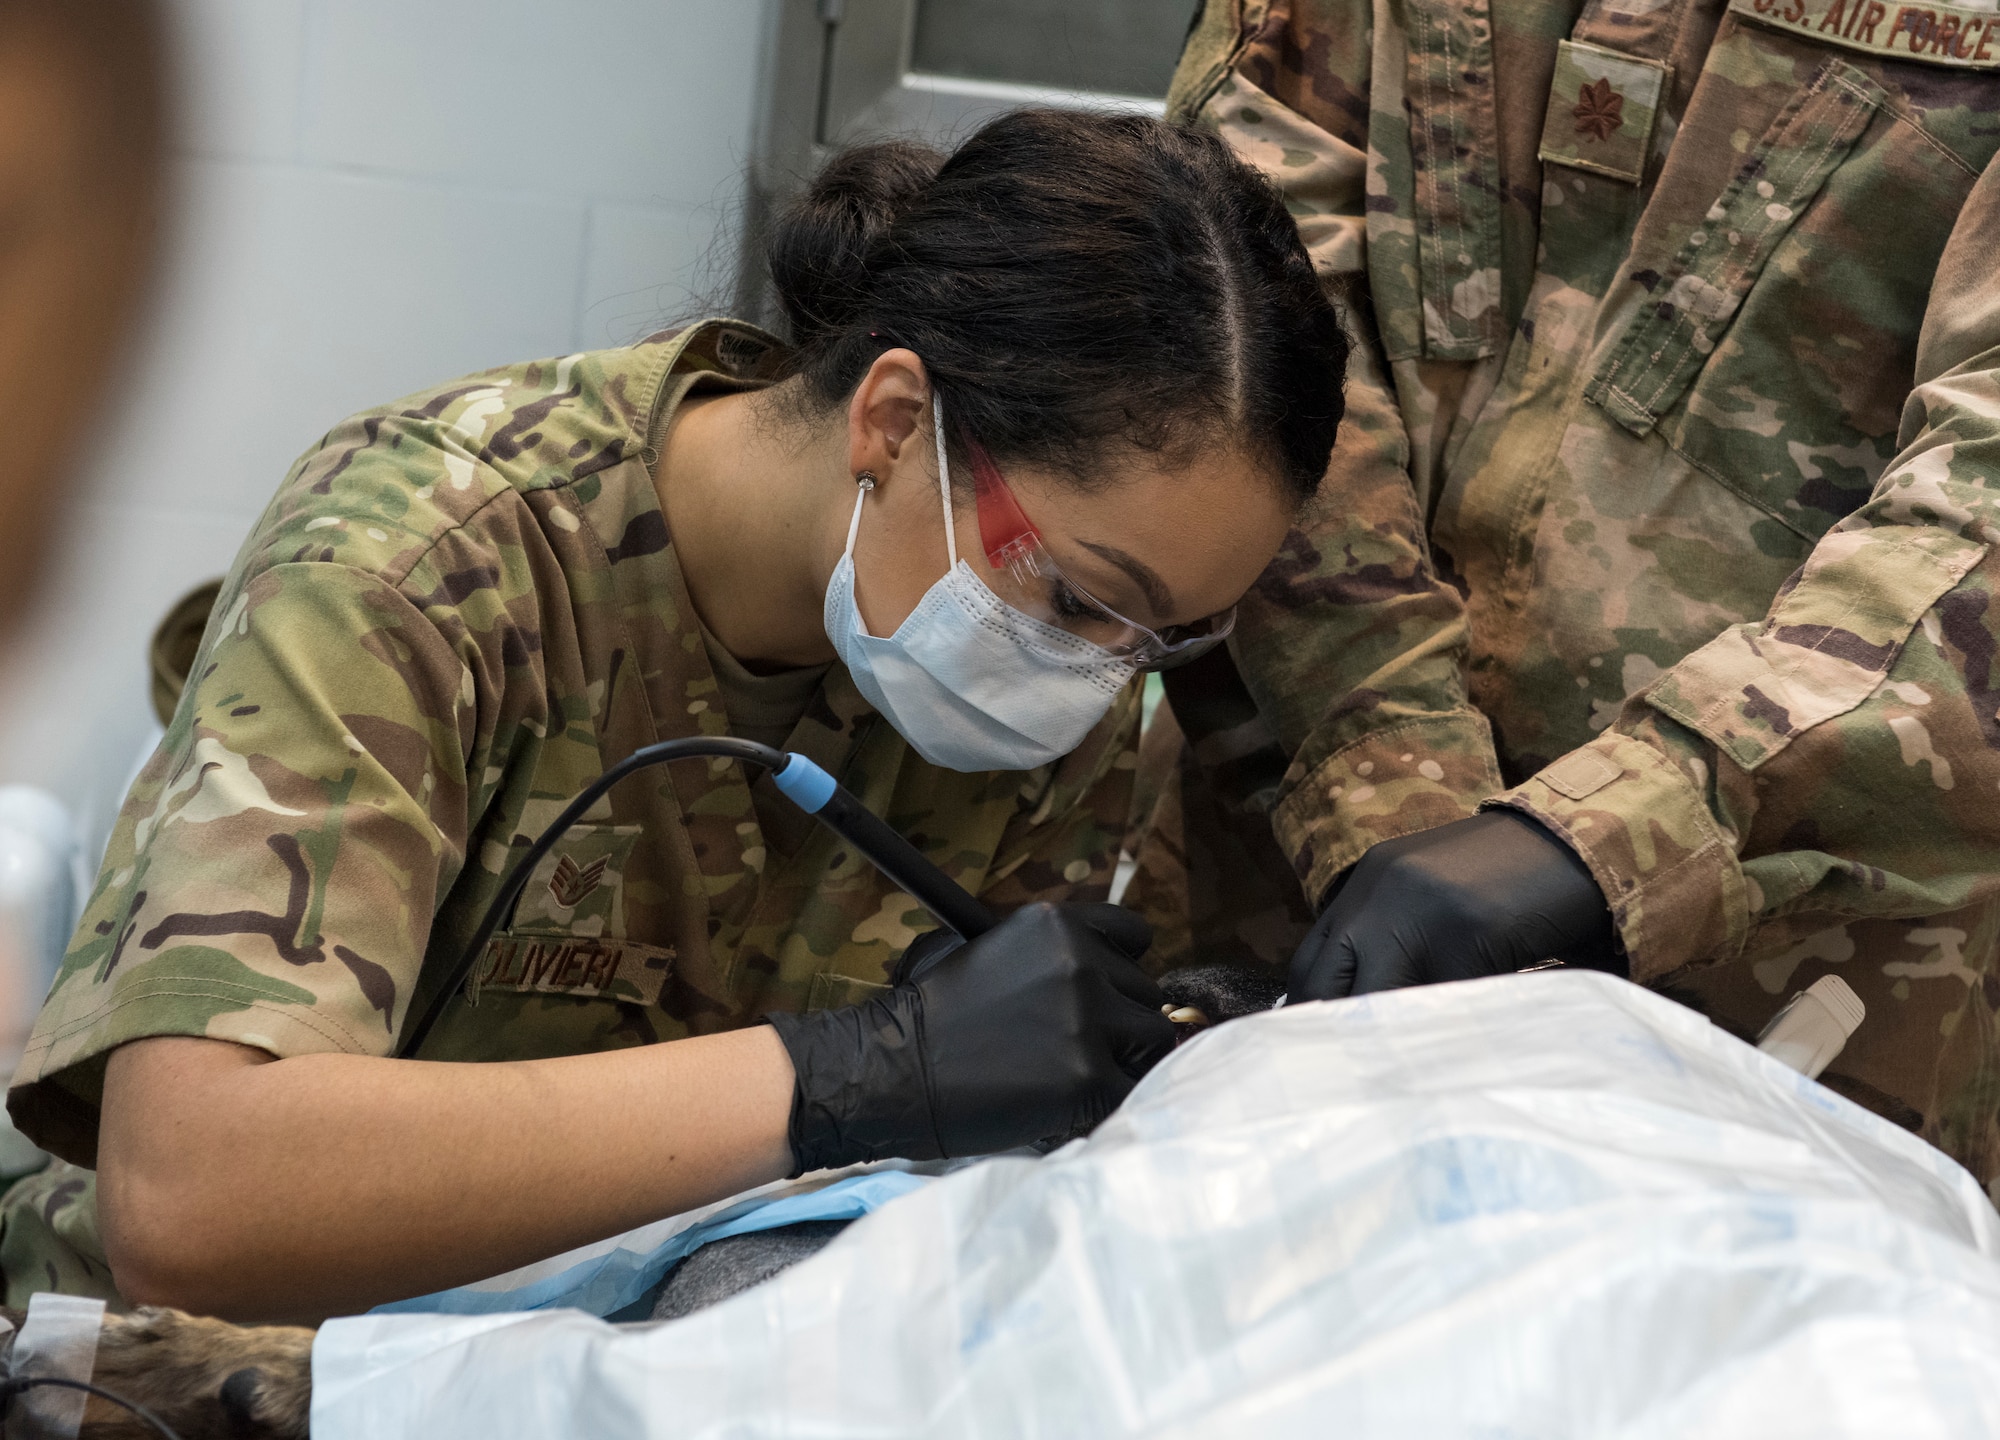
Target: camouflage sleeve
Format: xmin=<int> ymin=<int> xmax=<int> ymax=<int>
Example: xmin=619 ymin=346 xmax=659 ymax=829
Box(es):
xmin=1168 ymin=0 xmax=1504 ymax=907
xmin=1493 ymin=154 xmax=2000 ymax=985
xmin=10 ymin=561 xmax=470 ymax=1147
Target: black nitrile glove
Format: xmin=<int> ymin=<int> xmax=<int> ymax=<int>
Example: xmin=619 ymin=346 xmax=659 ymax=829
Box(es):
xmin=766 ymin=902 xmax=1175 ymax=1173
xmin=1286 ymin=810 xmax=1623 ymax=1002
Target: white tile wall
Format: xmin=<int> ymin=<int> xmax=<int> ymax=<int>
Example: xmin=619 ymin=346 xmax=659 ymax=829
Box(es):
xmin=0 ymin=0 xmax=776 ymax=860
xmin=302 ymin=0 xmax=767 ymax=210
xmin=579 ymin=198 xmax=741 ymax=348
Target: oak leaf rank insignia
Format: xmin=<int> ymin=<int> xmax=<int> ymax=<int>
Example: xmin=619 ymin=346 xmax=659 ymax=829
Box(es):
xmin=1538 ymin=41 xmax=1667 ymax=184
xmin=1573 ymin=78 xmax=1625 ymax=141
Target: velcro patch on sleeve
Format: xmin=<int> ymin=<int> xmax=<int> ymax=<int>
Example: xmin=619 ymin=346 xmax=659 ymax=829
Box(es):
xmin=1646 ymin=526 xmax=1988 ymax=769
xmin=1539 ymin=748 xmax=1626 ymax=801
xmin=1730 ymin=0 xmax=2000 ymax=68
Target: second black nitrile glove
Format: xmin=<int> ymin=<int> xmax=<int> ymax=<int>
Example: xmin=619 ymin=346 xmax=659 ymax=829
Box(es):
xmin=1287 ymin=810 xmax=1623 ymax=1002
xmin=766 ymin=902 xmax=1175 ymax=1173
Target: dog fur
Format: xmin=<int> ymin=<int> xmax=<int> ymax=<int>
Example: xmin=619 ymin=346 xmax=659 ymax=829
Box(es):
xmin=1 ymin=1305 xmax=313 ymax=1440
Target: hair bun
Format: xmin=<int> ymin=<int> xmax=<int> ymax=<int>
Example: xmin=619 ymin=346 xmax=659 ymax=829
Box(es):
xmin=768 ymin=110 xmax=1349 ymax=505
xmin=769 ymin=140 xmax=943 ymax=346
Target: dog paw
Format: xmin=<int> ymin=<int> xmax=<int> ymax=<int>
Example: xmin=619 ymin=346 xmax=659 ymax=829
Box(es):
xmin=79 ymin=1307 xmax=312 ymax=1440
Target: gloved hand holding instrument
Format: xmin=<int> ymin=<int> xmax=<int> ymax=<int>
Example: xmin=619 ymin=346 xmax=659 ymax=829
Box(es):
xmin=771 ymin=902 xmax=1171 ymax=1170
xmin=399 ymin=738 xmax=1175 ymax=1171
xmin=1287 ymin=810 xmax=1624 ymax=1003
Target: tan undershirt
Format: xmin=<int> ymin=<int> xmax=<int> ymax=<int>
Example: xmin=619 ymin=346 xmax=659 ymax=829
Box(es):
xmin=695 ymin=616 xmax=830 ymax=752
xmin=696 ymin=616 xmax=832 ymax=857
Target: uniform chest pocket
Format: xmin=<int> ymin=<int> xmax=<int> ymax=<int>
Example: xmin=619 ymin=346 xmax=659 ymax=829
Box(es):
xmin=1583 ymin=54 xmax=1922 ymax=546
xmin=1584 ymin=33 xmax=1998 ymax=544
xmin=1586 ymin=58 xmax=1887 ymax=449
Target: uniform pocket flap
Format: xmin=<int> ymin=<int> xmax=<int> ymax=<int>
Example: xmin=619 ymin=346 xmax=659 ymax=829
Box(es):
xmin=1586 ymin=58 xmax=1886 ymax=435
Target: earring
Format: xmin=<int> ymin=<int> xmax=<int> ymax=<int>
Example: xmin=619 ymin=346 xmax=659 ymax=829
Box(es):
xmin=855 ymin=471 xmax=878 ymax=491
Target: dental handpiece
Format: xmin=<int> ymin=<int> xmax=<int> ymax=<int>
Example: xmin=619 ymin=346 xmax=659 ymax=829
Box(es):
xmin=767 ymin=752 xmax=997 ymax=941
xmin=396 ymin=738 xmax=996 ymax=1057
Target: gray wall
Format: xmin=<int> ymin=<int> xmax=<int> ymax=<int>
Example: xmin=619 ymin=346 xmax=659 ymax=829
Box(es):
xmin=0 ymin=0 xmax=773 ymax=859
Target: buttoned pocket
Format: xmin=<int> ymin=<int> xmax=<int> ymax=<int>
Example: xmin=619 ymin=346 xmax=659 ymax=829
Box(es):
xmin=1586 ymin=59 xmax=1887 ymax=442
xmin=1582 ymin=20 xmax=2000 ymax=545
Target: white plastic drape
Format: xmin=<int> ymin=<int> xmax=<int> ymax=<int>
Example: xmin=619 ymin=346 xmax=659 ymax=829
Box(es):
xmin=314 ymin=972 xmax=2000 ymax=1438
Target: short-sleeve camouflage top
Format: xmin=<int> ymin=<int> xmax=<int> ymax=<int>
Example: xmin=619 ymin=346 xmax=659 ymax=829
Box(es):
xmin=9 ymin=320 xmax=1142 ymax=1167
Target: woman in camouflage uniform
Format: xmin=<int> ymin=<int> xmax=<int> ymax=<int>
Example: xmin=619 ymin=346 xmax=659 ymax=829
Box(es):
xmin=0 ymin=110 xmax=1348 ymax=1320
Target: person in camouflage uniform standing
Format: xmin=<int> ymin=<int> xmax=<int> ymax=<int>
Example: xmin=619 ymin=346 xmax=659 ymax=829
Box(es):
xmin=0 ymin=111 xmax=1350 ymax=1318
xmin=1144 ymin=0 xmax=2000 ymax=1190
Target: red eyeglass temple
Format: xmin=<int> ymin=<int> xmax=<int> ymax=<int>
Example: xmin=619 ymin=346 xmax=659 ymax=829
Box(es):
xmin=966 ymin=440 xmax=1042 ymax=571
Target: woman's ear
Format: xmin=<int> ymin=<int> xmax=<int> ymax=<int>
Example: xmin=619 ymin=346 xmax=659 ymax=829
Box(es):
xmin=846 ymin=349 xmax=931 ymax=486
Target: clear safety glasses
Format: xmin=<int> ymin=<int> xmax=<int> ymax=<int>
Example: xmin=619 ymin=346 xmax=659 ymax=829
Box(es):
xmin=960 ymin=435 xmax=1234 ymax=672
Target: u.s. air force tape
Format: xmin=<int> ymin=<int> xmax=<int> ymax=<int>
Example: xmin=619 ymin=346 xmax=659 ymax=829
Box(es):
xmin=1731 ymin=0 xmax=2000 ymax=68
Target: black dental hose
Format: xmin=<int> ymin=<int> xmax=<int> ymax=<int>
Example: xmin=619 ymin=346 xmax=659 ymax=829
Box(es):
xmin=395 ymin=738 xmax=997 ymax=1057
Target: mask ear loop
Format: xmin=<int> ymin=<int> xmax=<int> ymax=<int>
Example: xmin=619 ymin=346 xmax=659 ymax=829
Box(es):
xmin=932 ymin=392 xmax=958 ymax=571
xmin=844 ymin=472 xmax=875 ymax=559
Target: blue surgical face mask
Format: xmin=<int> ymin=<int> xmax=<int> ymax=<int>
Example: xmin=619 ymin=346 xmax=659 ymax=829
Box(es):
xmin=822 ymin=396 xmax=1137 ymax=773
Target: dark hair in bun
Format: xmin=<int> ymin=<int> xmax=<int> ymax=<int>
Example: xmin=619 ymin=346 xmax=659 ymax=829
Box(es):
xmin=766 ymin=108 xmax=1346 ymax=501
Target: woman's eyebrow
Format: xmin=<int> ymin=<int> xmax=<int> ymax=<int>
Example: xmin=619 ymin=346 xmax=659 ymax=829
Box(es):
xmin=1078 ymin=539 xmax=1174 ymax=619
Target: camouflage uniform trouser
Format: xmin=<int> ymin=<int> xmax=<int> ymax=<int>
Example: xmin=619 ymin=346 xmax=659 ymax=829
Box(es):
xmin=1670 ymin=906 xmax=2000 ymax=1197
